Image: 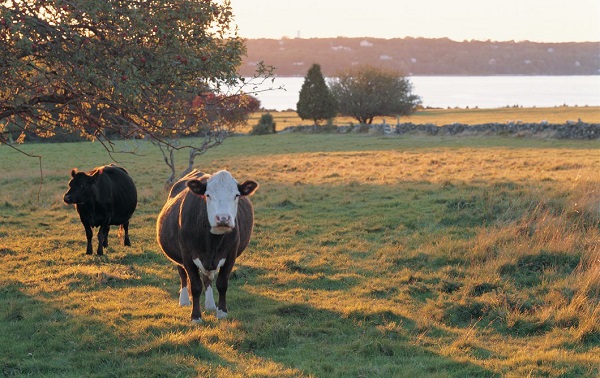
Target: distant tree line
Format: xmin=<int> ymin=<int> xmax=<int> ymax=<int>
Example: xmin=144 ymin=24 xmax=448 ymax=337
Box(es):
xmin=241 ymin=37 xmax=600 ymax=76
xmin=249 ymin=64 xmax=421 ymax=134
xmin=263 ymin=64 xmax=420 ymax=131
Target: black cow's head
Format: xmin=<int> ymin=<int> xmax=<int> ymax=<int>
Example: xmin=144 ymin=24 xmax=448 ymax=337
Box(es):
xmin=63 ymin=168 xmax=100 ymax=205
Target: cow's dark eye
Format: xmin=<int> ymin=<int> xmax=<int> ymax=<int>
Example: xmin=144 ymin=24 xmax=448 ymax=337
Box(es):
xmin=235 ymin=194 xmax=240 ymax=199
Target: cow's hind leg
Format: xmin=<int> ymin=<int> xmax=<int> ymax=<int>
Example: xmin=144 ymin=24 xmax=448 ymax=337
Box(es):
xmin=122 ymin=222 xmax=131 ymax=246
xmin=84 ymin=224 xmax=93 ymax=255
xmin=178 ymin=266 xmax=191 ymax=306
xmin=97 ymin=224 xmax=109 ymax=255
xmin=201 ymin=275 xmax=217 ymax=313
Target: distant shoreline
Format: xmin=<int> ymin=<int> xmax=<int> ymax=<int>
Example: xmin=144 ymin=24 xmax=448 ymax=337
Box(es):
xmin=246 ymin=76 xmax=600 ymax=111
xmin=241 ymin=37 xmax=600 ymax=77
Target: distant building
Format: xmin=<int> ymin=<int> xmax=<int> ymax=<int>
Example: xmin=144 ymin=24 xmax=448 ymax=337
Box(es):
xmin=331 ymin=45 xmax=352 ymax=52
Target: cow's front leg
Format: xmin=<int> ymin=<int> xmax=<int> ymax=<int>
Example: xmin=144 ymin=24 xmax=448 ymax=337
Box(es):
xmin=201 ymin=275 xmax=217 ymax=312
xmin=103 ymin=225 xmax=110 ymax=247
xmin=184 ymin=259 xmax=204 ymax=323
xmin=215 ymin=258 xmax=235 ymax=319
xmin=84 ymin=224 xmax=93 ymax=255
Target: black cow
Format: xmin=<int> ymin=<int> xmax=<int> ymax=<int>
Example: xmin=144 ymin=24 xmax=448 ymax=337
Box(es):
xmin=156 ymin=170 xmax=258 ymax=323
xmin=63 ymin=164 xmax=137 ymax=255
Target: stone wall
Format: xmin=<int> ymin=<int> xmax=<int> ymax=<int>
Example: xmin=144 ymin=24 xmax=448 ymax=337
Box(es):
xmin=279 ymin=122 xmax=600 ymax=140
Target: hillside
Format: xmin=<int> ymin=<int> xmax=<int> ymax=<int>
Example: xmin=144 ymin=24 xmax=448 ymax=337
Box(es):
xmin=240 ymin=37 xmax=600 ymax=77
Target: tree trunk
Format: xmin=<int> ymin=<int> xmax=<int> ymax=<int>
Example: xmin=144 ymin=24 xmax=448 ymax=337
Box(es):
xmin=179 ymin=147 xmax=204 ymax=179
xmin=163 ymin=147 xmax=176 ymax=190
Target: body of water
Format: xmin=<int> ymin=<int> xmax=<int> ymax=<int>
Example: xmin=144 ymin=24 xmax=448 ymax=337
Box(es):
xmin=244 ymin=76 xmax=600 ymax=111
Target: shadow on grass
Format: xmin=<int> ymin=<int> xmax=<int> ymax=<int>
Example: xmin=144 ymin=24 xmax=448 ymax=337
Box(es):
xmin=0 ymin=284 xmax=226 ymax=377
xmin=227 ymin=279 xmax=499 ymax=377
xmin=0 ymin=270 xmax=498 ymax=378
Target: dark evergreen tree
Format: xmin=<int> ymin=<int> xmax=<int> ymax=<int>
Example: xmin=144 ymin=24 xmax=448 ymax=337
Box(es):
xmin=296 ymin=64 xmax=337 ymax=125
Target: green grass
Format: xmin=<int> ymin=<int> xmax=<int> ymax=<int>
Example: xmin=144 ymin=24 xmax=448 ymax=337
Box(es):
xmin=1 ymin=134 xmax=599 ymax=377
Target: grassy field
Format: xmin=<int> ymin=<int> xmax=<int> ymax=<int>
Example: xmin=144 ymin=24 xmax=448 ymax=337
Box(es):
xmin=1 ymin=133 xmax=599 ymax=377
xmin=241 ymin=106 xmax=600 ymax=133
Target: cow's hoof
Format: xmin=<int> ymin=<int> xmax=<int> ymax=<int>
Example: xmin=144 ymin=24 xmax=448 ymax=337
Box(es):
xmin=217 ymin=309 xmax=228 ymax=319
xmin=191 ymin=318 xmax=203 ymax=324
xmin=205 ymin=303 xmax=217 ymax=312
xmin=179 ymin=298 xmax=191 ymax=306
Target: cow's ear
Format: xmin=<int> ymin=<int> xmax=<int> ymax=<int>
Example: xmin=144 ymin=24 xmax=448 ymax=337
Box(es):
xmin=187 ymin=179 xmax=207 ymax=196
xmin=239 ymin=180 xmax=259 ymax=196
xmin=71 ymin=168 xmax=78 ymax=178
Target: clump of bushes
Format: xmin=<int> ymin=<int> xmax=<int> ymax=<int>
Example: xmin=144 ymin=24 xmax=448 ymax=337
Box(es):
xmin=250 ymin=113 xmax=276 ymax=135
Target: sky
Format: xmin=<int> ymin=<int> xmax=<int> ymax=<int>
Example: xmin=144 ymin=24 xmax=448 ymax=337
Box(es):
xmin=229 ymin=0 xmax=600 ymax=43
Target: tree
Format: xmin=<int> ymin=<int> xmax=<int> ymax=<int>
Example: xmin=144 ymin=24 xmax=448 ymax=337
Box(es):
xmin=296 ymin=63 xmax=337 ymax=125
xmin=0 ymin=0 xmax=270 ymax=184
xmin=329 ymin=65 xmax=421 ymax=124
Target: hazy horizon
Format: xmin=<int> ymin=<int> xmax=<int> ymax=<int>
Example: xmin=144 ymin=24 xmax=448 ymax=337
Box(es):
xmin=229 ymin=0 xmax=600 ymax=43
xmin=239 ymin=35 xmax=599 ymax=44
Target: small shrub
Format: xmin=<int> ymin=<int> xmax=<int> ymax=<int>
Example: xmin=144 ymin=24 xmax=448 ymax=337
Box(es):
xmin=250 ymin=113 xmax=276 ymax=135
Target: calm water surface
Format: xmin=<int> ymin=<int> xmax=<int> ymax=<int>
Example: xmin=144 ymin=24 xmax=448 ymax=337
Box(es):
xmin=244 ymin=76 xmax=600 ymax=111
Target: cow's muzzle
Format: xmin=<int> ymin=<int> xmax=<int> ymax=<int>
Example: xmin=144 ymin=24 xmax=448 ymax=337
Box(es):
xmin=63 ymin=194 xmax=83 ymax=205
xmin=209 ymin=214 xmax=234 ymax=234
xmin=210 ymin=225 xmax=234 ymax=234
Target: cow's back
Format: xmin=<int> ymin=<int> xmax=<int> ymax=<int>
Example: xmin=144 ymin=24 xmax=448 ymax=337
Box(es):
xmin=156 ymin=170 xmax=207 ymax=265
xmin=100 ymin=165 xmax=137 ymax=224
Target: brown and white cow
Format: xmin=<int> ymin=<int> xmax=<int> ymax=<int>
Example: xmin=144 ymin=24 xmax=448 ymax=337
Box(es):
xmin=156 ymin=170 xmax=259 ymax=322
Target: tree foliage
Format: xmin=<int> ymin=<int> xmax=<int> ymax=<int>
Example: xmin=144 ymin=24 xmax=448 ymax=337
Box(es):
xmin=0 ymin=0 xmax=269 ymax=183
xmin=329 ymin=65 xmax=421 ymax=124
xmin=296 ymin=63 xmax=337 ymax=125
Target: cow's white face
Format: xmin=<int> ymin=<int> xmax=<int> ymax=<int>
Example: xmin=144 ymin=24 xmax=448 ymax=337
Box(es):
xmin=187 ymin=170 xmax=258 ymax=234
